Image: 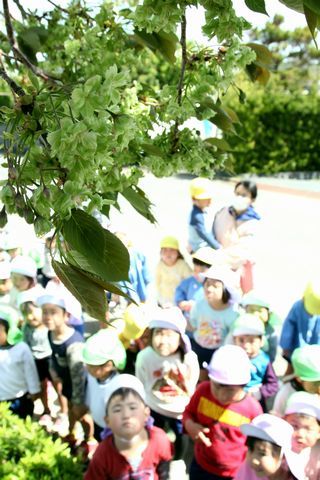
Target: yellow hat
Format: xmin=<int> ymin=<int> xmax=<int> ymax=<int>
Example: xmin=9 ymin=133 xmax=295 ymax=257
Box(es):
xmin=160 ymin=235 xmax=179 ymax=250
xmin=119 ymin=304 xmax=149 ymax=349
xmin=190 ymin=177 xmax=212 ymax=200
xmin=303 ymin=279 xmax=320 ymax=315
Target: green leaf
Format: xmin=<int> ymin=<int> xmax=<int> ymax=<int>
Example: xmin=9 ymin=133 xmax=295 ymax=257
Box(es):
xmin=133 ymin=29 xmax=178 ymax=63
xmin=52 ymin=260 xmax=107 ymax=321
xmin=205 ymin=137 xmax=232 ymax=151
xmin=303 ymin=5 xmax=319 ymax=41
xmin=246 ymin=43 xmax=274 ymax=68
xmin=244 ymin=0 xmax=268 ymax=14
xmin=304 ymin=0 xmax=320 ymax=15
xmin=246 ymin=63 xmax=271 ymax=84
xmin=279 ymin=0 xmax=304 ymax=13
xmin=121 ymin=185 xmax=156 ymax=223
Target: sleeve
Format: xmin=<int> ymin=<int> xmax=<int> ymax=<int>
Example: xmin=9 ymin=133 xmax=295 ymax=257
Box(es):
xmin=174 ymin=279 xmax=187 ymax=305
xmin=66 ymin=342 xmax=86 ymax=405
xmin=141 ymin=253 xmax=152 ymax=286
xmin=22 ymin=344 xmax=40 ymax=394
xmin=84 ymin=443 xmax=110 ymax=480
xmin=184 ymin=352 xmax=200 ymax=394
xmin=182 ymin=384 xmax=202 ymax=428
xmin=260 ymin=362 xmax=279 ymax=403
xmin=279 ymin=303 xmax=298 ymax=354
xmin=188 ymin=302 xmax=199 ymax=330
xmin=192 ymin=210 xmax=221 ymax=249
xmin=156 ymin=461 xmax=171 ymax=480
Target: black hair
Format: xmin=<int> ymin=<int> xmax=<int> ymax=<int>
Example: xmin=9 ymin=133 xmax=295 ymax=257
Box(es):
xmin=150 ymin=327 xmax=185 ymax=361
xmin=204 ymin=278 xmax=231 ymax=304
xmin=192 ymin=258 xmax=211 ymax=268
xmin=246 ymin=436 xmax=282 ymax=457
xmin=0 ymin=318 xmax=10 ymax=334
xmin=106 ymin=387 xmax=145 ymax=415
xmin=235 ymin=180 xmax=258 ymax=200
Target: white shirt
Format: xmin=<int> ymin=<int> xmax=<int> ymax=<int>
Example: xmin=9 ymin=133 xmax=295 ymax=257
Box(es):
xmin=0 ymin=342 xmax=40 ymax=400
xmin=85 ymin=372 xmax=118 ymax=428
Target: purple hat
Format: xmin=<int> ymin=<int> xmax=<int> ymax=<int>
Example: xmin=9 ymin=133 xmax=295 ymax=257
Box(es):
xmin=148 ymin=307 xmax=191 ymax=353
xmin=203 ymin=345 xmax=251 ymax=385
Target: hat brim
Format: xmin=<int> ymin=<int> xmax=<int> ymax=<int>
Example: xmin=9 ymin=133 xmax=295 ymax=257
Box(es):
xmin=241 ymin=424 xmax=276 ymax=444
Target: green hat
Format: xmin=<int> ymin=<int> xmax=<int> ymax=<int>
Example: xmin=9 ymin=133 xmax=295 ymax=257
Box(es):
xmin=232 ymin=313 xmax=265 ymax=337
xmin=82 ymin=329 xmax=126 ymax=370
xmin=292 ymin=345 xmax=320 ymax=382
xmin=241 ymin=291 xmax=270 ymax=309
xmin=0 ymin=305 xmax=23 ymax=345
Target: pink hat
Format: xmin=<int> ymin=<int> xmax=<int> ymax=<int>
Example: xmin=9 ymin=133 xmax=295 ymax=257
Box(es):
xmin=203 ymin=345 xmax=251 ymax=385
xmin=241 ymin=414 xmax=305 ymax=480
xmin=148 ymin=307 xmax=191 ymax=353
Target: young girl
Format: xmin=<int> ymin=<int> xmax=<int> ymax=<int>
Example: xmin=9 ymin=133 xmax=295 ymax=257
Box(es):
xmin=135 ymin=307 xmax=199 ymax=459
xmin=155 ymin=236 xmax=191 ymax=307
xmin=235 ymin=414 xmax=305 ymax=480
xmin=213 ymin=180 xmax=261 ymax=293
xmin=0 ymin=306 xmax=40 ymax=418
xmin=189 ymin=266 xmax=239 ymax=380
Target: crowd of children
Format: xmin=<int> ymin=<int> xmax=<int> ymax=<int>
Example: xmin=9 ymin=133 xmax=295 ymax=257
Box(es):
xmin=0 ymin=177 xmax=320 ymax=480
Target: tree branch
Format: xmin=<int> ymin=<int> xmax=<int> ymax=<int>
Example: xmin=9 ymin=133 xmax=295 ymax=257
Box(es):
xmin=2 ymin=0 xmax=60 ymax=83
xmin=12 ymin=0 xmax=27 ymax=19
xmin=171 ymin=13 xmax=187 ymax=153
xmin=0 ymin=56 xmax=25 ymax=96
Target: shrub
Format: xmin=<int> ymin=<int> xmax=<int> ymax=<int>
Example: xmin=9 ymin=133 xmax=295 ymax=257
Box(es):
xmin=0 ymin=403 xmax=83 ymax=479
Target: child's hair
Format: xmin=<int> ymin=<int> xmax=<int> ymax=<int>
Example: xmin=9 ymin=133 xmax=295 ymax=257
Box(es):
xmin=0 ymin=318 xmax=9 ymax=334
xmin=246 ymin=436 xmax=282 ymax=457
xmin=149 ymin=328 xmax=185 ymax=361
xmin=235 ymin=180 xmax=258 ymax=200
xmin=106 ymin=387 xmax=145 ymax=415
xmin=204 ymin=278 xmax=231 ymax=304
xmin=192 ymin=257 xmax=211 ymax=268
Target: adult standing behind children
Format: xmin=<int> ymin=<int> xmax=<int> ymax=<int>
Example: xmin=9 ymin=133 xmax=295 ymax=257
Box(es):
xmin=188 ymin=177 xmax=221 ymax=253
xmin=213 ymin=180 xmax=261 ymax=293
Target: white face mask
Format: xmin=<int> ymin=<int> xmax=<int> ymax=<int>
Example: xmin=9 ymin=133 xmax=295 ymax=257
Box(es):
xmin=231 ymin=195 xmax=251 ymax=213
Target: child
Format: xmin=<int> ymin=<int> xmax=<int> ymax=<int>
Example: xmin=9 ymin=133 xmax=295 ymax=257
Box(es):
xmin=235 ymin=413 xmax=305 ymax=479
xmin=241 ymin=291 xmax=282 ymax=362
xmin=155 ymin=236 xmax=191 ymax=307
xmin=10 ymin=255 xmax=44 ymax=310
xmin=0 ymin=306 xmax=40 ymax=418
xmin=135 ymin=307 xmax=199 ymax=459
xmin=189 ymin=266 xmax=239 ymax=380
xmin=188 ymin=177 xmax=221 ymax=253
xmin=19 ymin=290 xmax=53 ymax=426
xmin=82 ymin=328 xmax=127 ymax=441
xmin=38 ymin=294 xmax=92 ymax=450
xmin=231 ymin=313 xmax=279 ymax=411
xmin=280 ymin=279 xmax=320 ymax=362
xmin=284 ymin=392 xmax=320 ymax=480
xmin=175 ymin=246 xmax=216 ymax=320
xmin=213 ymin=180 xmax=261 ymax=293
xmin=183 ymin=345 xmax=263 ymax=479
xmin=84 ymin=374 xmax=172 ymax=480
xmin=273 ymin=345 xmax=320 ymax=416
xmin=0 ymin=261 xmax=13 ymax=304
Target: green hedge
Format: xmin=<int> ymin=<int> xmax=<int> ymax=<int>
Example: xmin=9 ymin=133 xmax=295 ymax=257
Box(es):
xmin=227 ymin=89 xmax=320 ymax=174
xmin=0 ymin=404 xmax=83 ymax=479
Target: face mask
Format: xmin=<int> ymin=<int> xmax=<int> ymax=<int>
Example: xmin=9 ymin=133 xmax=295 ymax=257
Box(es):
xmin=231 ymin=195 xmax=251 ymax=213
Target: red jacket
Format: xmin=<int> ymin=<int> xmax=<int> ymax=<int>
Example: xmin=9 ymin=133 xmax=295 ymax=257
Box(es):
xmin=183 ymin=381 xmax=263 ymax=477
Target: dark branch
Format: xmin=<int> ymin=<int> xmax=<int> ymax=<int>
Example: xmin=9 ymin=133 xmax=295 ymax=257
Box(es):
xmin=12 ymin=0 xmax=27 ymax=19
xmin=47 ymin=0 xmax=69 ymax=14
xmin=2 ymin=0 xmax=61 ymax=83
xmin=171 ymin=13 xmax=187 ymax=153
xmin=0 ymin=57 xmax=25 ymax=96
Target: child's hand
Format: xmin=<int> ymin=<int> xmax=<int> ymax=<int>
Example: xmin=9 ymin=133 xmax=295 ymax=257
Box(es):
xmin=185 ymin=419 xmax=212 ymax=447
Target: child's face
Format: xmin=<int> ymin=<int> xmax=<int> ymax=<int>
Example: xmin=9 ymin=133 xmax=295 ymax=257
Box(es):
xmin=234 ymin=334 xmax=263 ymax=359
xmin=210 ymin=380 xmax=245 ymax=405
xmin=194 ymin=198 xmax=211 ymax=209
xmin=298 ymin=378 xmax=320 ymax=395
xmin=160 ymin=248 xmax=179 ymax=266
xmin=11 ymin=273 xmax=32 ymax=292
xmin=152 ymin=328 xmax=180 ymax=357
xmin=245 ymin=305 xmax=269 ymax=324
xmin=234 ymin=184 xmax=253 ymax=202
xmin=7 ymin=248 xmax=20 ymax=259
xmin=105 ymin=392 xmax=150 ymax=440
xmin=0 ymin=278 xmax=12 ymax=295
xmin=0 ymin=323 xmax=8 ymax=346
xmin=86 ymin=360 xmax=115 ymax=381
xmin=21 ymin=302 xmax=43 ymax=328
xmin=42 ymin=304 xmax=68 ymax=331
xmin=193 ymin=263 xmax=208 ymax=277
xmin=285 ymin=413 xmax=320 ymax=452
xmin=247 ymin=439 xmax=281 ymax=477
xmin=204 ymin=279 xmax=224 ymax=305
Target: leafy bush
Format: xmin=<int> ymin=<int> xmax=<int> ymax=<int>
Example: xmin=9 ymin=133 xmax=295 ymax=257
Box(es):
xmin=0 ymin=403 xmax=83 ymax=479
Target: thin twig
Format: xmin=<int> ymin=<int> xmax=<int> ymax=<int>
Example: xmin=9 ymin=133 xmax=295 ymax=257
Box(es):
xmin=0 ymin=57 xmax=25 ymax=96
xmin=2 ymin=0 xmax=60 ymax=83
xmin=47 ymin=0 xmax=69 ymax=14
xmin=171 ymin=13 xmax=187 ymax=153
xmin=12 ymin=0 xmax=27 ymax=19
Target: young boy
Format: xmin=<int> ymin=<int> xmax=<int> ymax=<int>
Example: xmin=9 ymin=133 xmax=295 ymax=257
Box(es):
xmin=273 ymin=344 xmax=320 ymax=415
xmin=38 ymin=294 xmax=93 ymax=451
xmin=284 ymin=391 xmax=320 ymax=480
xmin=235 ymin=413 xmax=305 ymax=479
xmin=84 ymin=374 xmax=172 ymax=480
xmin=232 ymin=313 xmax=279 ymax=411
xmin=82 ymin=328 xmax=127 ymax=441
xmin=183 ymin=345 xmax=263 ymax=479
xmin=188 ymin=177 xmax=221 ymax=253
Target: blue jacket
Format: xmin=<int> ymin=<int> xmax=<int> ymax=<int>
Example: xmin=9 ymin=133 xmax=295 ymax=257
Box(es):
xmin=189 ymin=205 xmax=220 ymax=252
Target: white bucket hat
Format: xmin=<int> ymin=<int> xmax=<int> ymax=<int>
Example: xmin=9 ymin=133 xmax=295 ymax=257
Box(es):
xmin=0 ymin=262 xmax=11 ymax=280
xmin=148 ymin=306 xmax=191 ymax=353
xmin=202 ymin=266 xmax=240 ymax=304
xmin=285 ymin=391 xmax=320 ymax=420
xmin=203 ymin=345 xmax=251 ymax=385
xmin=37 ymin=294 xmax=66 ymax=310
xmin=241 ymin=414 xmax=305 ymax=480
xmin=104 ymin=374 xmax=146 ymax=410
xmin=10 ymin=255 xmax=37 ymax=278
